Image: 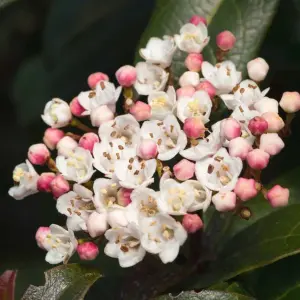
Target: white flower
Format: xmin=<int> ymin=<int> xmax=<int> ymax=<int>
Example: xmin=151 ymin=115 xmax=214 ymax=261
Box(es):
xmin=56 ymin=147 xmax=95 ymax=184
xmin=41 ymin=98 xmax=72 ymax=128
xmin=220 ymin=79 xmax=269 ymax=110
xmin=174 ymin=23 xmax=209 ymax=53
xmin=93 ymin=139 xmax=136 ymax=178
xmin=139 ymin=36 xmax=176 ymax=68
xmin=114 ymin=156 xmax=156 ymax=189
xmin=9 ymin=160 xmax=39 ymax=200
xmin=92 ymin=178 xmax=121 ymax=212
xmin=186 ymin=180 xmax=212 ymax=212
xmin=140 ymin=214 xmax=187 ymax=263
xmin=140 ymin=114 xmax=187 ymax=161
xmin=195 ymin=147 xmax=243 ymax=191
xmin=231 ymin=104 xmax=260 ymax=145
xmin=104 ymin=223 xmax=146 ymax=268
xmin=134 ymin=62 xmax=169 ymax=95
xmin=42 ymin=224 xmax=77 ymax=264
xmin=179 ymin=71 xmax=200 ymax=87
xmin=158 ymin=179 xmax=194 ymax=215
xmin=148 ymin=86 xmax=176 ymax=120
xmin=130 ymin=187 xmax=160 ymax=218
xmin=254 ymin=97 xmax=278 ymax=114
xmin=56 ymin=184 xmax=94 ymax=231
xmin=78 ymin=81 xmax=122 ymax=115
xmin=202 ymin=61 xmax=242 ymax=95
xmin=177 ymin=90 xmax=212 ymax=123
xmin=99 ymin=114 xmax=140 ymax=148
xmin=180 ymin=121 xmax=222 ymax=161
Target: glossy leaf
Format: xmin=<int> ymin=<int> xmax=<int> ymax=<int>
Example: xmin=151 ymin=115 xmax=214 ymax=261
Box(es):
xmin=0 ymin=270 xmax=17 ymax=300
xmin=238 ymin=254 xmax=300 ymax=300
xmin=135 ymin=0 xmax=280 ymax=80
xmin=155 ymin=290 xmax=254 ymax=300
xmin=21 ymin=264 xmax=101 ymax=300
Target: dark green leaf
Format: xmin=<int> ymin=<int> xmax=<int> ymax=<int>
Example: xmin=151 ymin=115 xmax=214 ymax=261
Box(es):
xmin=21 ymin=264 xmax=101 ymax=300
xmin=0 ymin=0 xmax=17 ymax=9
xmin=136 ymin=0 xmax=280 ymax=80
xmin=0 ymin=270 xmax=17 ymax=300
xmin=238 ymin=254 xmax=300 ymax=300
xmin=155 ymin=290 xmax=254 ymax=300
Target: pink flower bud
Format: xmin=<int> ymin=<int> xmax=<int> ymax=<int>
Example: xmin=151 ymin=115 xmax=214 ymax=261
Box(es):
xmin=247 ymin=57 xmax=269 ymax=82
xmin=173 ymin=159 xmax=195 ymax=181
xmin=195 ymin=80 xmax=216 ymax=98
xmin=267 ymin=185 xmax=289 ymax=207
xmin=228 ymin=137 xmax=252 ymax=160
xmin=57 ymin=136 xmax=78 ymax=157
xmin=117 ymin=188 xmax=133 ymax=207
xmin=261 ymin=112 xmax=285 ymax=133
xmin=234 ymin=178 xmax=260 ymax=201
xmin=216 ymin=30 xmax=236 ymax=51
xmin=87 ymin=72 xmax=109 ymax=89
xmin=221 ymin=118 xmax=241 ymax=140
xmin=185 ymin=53 xmax=203 ymax=72
xmin=79 ymin=133 xmax=100 ymax=152
xmin=43 ymin=128 xmax=64 ymax=150
xmin=176 ymin=86 xmax=196 ymax=98
xmin=182 ymin=214 xmax=203 ymax=233
xmin=77 ymin=242 xmax=99 ymax=261
xmin=212 ymin=191 xmax=236 ymax=212
xmin=37 ymin=172 xmax=56 ymax=192
xmin=246 ymin=149 xmax=270 ymax=170
xmin=248 ymin=116 xmax=268 ymax=136
xmin=70 ymin=97 xmax=86 ymax=117
xmin=91 ymin=105 xmax=114 ymax=127
xmin=115 ymin=65 xmax=137 ymax=87
xmin=129 ymin=101 xmax=151 ymax=121
xmin=137 ymin=139 xmax=158 ymax=160
xmin=179 ymin=71 xmax=200 ymax=87
xmin=279 ymin=91 xmax=300 ymax=113
xmin=35 ymin=226 xmax=50 ymax=249
xmin=259 ymin=133 xmax=285 ymax=156
xmin=28 ymin=143 xmax=50 ymax=165
xmin=183 ymin=117 xmax=205 ymax=139
xmin=189 ymin=15 xmax=207 ymax=26
xmin=50 ymin=175 xmax=70 ymax=198
xmin=87 ymin=212 xmax=108 ymax=238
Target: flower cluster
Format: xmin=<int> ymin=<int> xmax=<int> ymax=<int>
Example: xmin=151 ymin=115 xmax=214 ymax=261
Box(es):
xmin=10 ymin=15 xmax=299 ymax=267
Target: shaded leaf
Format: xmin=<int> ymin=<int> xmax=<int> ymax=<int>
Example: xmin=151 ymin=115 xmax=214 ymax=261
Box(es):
xmin=22 ymin=264 xmax=101 ymax=300
xmin=135 ymin=0 xmax=280 ymax=80
xmin=0 ymin=270 xmax=17 ymax=300
xmin=155 ymin=290 xmax=254 ymax=300
xmin=0 ymin=0 xmax=17 ymax=9
xmin=238 ymin=254 xmax=300 ymax=300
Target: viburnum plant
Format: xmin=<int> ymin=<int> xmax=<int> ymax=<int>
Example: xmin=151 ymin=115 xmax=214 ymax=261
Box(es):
xmin=8 ymin=12 xmax=300 ymax=296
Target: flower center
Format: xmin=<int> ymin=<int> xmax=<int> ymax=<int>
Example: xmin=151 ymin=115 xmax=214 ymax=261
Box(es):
xmin=188 ymin=99 xmax=205 ymax=116
xmin=168 ymin=188 xmax=186 ymax=211
xmin=162 ymin=225 xmax=174 ymax=240
xmin=13 ymin=167 xmax=24 ymax=182
xmin=120 ymin=237 xmax=140 ymax=252
xmin=152 ymin=96 xmax=167 ymax=108
xmin=140 ymin=196 xmax=158 ymax=217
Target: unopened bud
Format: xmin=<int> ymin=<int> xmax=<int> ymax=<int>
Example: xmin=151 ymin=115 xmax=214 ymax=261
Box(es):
xmin=216 ymin=30 xmax=236 ymax=51
xmin=77 ymin=242 xmax=99 ymax=261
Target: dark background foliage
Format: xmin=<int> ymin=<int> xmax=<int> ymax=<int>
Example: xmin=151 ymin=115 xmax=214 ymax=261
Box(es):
xmin=1 ymin=0 xmax=300 ymax=298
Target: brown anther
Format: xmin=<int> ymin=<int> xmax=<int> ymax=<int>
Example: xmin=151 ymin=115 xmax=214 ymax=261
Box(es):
xmin=75 ymin=210 xmax=81 ymax=216
xmin=190 ymin=139 xmax=199 ymax=146
xmin=128 ymin=165 xmax=133 ymax=170
xmin=129 ymin=157 xmax=134 ymax=164
xmin=100 ymin=82 xmax=106 ymax=90
xmin=111 ymin=131 xmax=117 ymax=137
xmin=124 ymin=125 xmax=129 ymax=130
xmin=239 ymin=106 xmax=244 ymax=112
xmin=134 ymin=170 xmax=139 ymax=175
xmin=233 ymin=84 xmax=240 ymax=92
xmin=67 ymin=208 xmax=72 ymax=215
xmin=118 ymin=145 xmax=124 ymax=150
xmin=149 ymin=133 xmax=154 ymax=138
xmin=103 ymin=152 xmax=108 ymax=157
xmin=120 ymin=245 xmax=129 ymax=252
xmin=170 ymin=125 xmax=174 ymax=133
xmin=214 ymin=156 xmax=224 ymax=162
xmin=88 ymin=91 xmax=96 ymax=98
xmin=208 ymin=164 xmax=214 ymax=174
xmin=157 ymin=122 xmax=163 ymax=126
xmin=116 ymin=153 xmax=120 ymax=160
xmin=70 ymin=200 xmax=75 ymax=207
xmin=240 ymin=88 xmax=245 ymax=94
xmin=221 ymin=164 xmax=229 ymax=171
xmin=107 ymin=153 xmax=112 ymax=160
xmin=141 ymin=162 xmax=145 ymax=169
xmin=216 ymin=171 xmax=221 ymax=178
xmin=157 ymin=138 xmax=162 ymax=145
xmin=112 ymin=121 xmax=116 ymax=127
xmin=109 ymin=142 xmax=113 ymax=147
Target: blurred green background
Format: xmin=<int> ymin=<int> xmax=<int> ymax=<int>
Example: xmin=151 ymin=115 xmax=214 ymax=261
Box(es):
xmin=1 ymin=0 xmax=300 ymax=298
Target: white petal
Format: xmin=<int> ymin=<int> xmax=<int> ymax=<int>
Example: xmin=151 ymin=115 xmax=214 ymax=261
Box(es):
xmin=159 ymin=242 xmax=180 ymax=264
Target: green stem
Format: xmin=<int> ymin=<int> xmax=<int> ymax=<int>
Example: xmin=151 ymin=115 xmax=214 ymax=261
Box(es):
xmin=47 ymin=157 xmax=58 ymax=172
xmin=70 ymin=118 xmax=97 ymax=133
